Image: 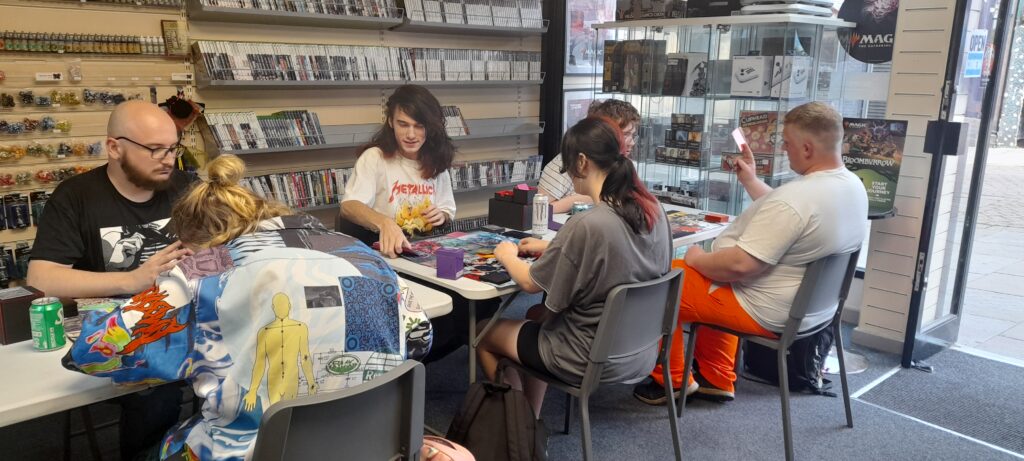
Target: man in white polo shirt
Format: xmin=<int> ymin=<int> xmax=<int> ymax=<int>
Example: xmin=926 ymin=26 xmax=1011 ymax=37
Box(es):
xmin=633 ymin=102 xmax=868 ymax=405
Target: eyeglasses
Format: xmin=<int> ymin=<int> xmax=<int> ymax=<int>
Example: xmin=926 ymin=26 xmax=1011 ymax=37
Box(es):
xmin=623 ymin=131 xmax=639 ymax=142
xmin=115 ymin=136 xmax=186 ymax=160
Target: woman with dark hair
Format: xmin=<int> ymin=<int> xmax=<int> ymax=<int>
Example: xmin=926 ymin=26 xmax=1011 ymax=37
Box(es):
xmin=476 ymin=116 xmax=671 ymax=416
xmin=341 ymin=84 xmax=457 ymax=258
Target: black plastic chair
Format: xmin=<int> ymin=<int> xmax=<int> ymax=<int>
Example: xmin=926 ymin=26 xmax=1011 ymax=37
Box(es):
xmin=501 ymin=269 xmax=685 ymax=461
xmin=335 ymin=212 xmax=379 ymax=246
xmin=252 ymin=361 xmax=425 ymax=461
xmin=678 ymin=250 xmax=860 ymax=461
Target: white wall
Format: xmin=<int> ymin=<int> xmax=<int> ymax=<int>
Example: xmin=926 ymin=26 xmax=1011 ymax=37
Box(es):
xmin=853 ymin=0 xmax=961 ymax=353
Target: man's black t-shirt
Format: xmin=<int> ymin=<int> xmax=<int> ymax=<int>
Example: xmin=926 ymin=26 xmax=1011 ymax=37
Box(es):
xmin=32 ymin=164 xmax=193 ymax=273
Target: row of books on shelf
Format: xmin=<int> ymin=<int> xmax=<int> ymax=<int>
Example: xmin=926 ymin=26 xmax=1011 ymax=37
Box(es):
xmin=195 ymin=41 xmax=542 ymax=82
xmin=405 ymin=0 xmax=543 ymax=28
xmin=205 ymin=110 xmax=326 ymax=151
xmin=449 ymin=155 xmax=541 ymax=190
xmin=242 ymin=168 xmax=351 ymax=210
xmin=239 ymin=156 xmax=542 ymax=210
xmin=198 ymin=0 xmax=399 ymax=16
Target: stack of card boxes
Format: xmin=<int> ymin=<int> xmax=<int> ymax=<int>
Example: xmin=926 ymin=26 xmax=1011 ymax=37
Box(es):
xmin=655 ymin=113 xmax=705 ymax=167
xmin=488 ymin=186 xmax=536 ymax=231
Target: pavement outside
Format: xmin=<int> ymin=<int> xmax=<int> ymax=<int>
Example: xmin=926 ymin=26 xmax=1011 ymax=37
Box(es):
xmin=957 ymin=147 xmax=1024 ymax=362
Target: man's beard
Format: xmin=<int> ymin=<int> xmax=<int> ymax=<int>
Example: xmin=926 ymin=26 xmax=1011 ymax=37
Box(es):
xmin=121 ymin=155 xmax=172 ymax=191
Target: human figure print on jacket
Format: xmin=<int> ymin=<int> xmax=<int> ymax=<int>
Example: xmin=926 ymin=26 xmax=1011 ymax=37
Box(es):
xmin=64 ymin=215 xmax=432 ymax=460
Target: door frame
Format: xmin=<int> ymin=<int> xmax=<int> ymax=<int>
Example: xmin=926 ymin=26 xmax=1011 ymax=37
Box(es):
xmin=901 ymin=0 xmax=1018 ymax=368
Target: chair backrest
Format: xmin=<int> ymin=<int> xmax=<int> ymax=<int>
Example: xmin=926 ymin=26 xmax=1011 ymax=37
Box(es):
xmin=586 ymin=268 xmax=683 ymax=368
xmin=780 ymin=250 xmax=861 ymax=344
xmin=335 ymin=212 xmax=379 ymax=246
xmin=252 ymin=361 xmax=425 ymax=461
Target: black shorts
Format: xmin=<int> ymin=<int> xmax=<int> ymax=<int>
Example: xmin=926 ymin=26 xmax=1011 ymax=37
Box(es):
xmin=516 ymin=321 xmax=548 ymax=374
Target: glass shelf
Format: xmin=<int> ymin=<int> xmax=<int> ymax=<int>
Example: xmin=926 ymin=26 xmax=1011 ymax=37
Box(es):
xmin=594 ymin=16 xmax=852 ymax=215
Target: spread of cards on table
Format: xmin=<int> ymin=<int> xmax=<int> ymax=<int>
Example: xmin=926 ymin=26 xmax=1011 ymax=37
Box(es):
xmin=402 ymin=230 xmax=535 ymax=287
xmin=666 ymin=211 xmax=725 ymax=239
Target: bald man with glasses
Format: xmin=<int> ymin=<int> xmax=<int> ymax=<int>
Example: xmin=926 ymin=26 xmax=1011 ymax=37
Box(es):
xmin=28 ymin=100 xmax=196 ymax=459
xmin=29 ymin=100 xmax=194 ymax=298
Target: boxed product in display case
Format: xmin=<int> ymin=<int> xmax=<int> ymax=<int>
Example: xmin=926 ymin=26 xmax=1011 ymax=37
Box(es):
xmin=682 ymin=52 xmax=709 ymax=97
xmin=602 ymin=40 xmax=668 ymax=95
xmin=739 ymin=111 xmax=781 ymax=154
xmin=731 ymin=56 xmax=773 ymax=97
xmin=616 ymin=0 xmax=688 ymax=20
xmin=686 ymin=0 xmax=741 ymax=17
xmin=770 ymin=55 xmax=812 ymax=99
xmin=662 ymin=53 xmax=689 ymax=96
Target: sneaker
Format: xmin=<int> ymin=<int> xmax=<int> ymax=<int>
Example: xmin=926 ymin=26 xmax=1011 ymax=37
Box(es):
xmin=692 ymin=368 xmax=735 ymax=402
xmin=632 ymin=377 xmax=699 ymax=406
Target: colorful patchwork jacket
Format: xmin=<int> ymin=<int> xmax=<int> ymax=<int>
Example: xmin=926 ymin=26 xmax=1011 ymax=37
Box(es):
xmin=63 ymin=215 xmax=433 ymax=460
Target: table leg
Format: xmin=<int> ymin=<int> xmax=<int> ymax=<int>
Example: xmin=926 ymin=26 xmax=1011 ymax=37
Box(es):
xmin=468 ymin=300 xmax=477 ymax=383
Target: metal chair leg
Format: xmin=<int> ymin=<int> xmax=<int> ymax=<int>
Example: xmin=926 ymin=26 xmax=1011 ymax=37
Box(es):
xmin=778 ymin=348 xmax=794 ymax=461
xmin=80 ymin=406 xmax=103 ymax=461
xmin=563 ymin=393 xmax=573 ymax=435
xmin=662 ymin=351 xmax=682 ymax=461
xmin=677 ymin=325 xmax=698 ymax=417
xmin=579 ymin=394 xmax=593 ymax=461
xmin=63 ymin=410 xmax=72 ymax=461
xmin=835 ymin=323 xmax=854 ymax=428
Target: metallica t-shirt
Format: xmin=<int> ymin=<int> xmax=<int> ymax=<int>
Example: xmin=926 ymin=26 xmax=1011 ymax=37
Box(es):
xmin=343 ymin=147 xmax=456 ymax=224
xmin=31 ymin=164 xmax=193 ymax=273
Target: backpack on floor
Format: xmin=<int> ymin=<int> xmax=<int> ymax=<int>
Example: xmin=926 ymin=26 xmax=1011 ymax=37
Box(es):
xmin=741 ymin=324 xmax=836 ymax=396
xmin=446 ymin=379 xmax=547 ymax=461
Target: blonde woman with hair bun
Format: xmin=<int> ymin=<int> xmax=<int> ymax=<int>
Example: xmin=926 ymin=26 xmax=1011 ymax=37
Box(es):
xmin=65 ymin=154 xmax=433 ymax=460
xmin=171 ymin=154 xmax=292 ymax=248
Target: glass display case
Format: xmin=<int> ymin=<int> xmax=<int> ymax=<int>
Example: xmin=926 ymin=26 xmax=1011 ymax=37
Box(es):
xmin=591 ymin=14 xmax=856 ymax=214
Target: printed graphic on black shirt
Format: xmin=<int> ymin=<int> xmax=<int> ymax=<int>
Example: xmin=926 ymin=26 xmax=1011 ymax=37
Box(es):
xmin=99 ymin=218 xmax=174 ymax=271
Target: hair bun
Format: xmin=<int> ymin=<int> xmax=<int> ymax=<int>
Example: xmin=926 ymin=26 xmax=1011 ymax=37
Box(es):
xmin=206 ymin=154 xmax=245 ymax=187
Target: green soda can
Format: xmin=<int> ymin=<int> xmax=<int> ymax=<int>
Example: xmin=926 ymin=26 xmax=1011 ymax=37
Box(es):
xmin=30 ymin=297 xmax=66 ymax=351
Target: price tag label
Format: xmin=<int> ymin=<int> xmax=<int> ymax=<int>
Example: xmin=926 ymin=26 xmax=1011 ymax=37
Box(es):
xmin=153 ymin=77 xmax=163 ymax=81
xmin=107 ymin=77 xmax=117 ymax=81
xmin=170 ymin=73 xmax=193 ymax=82
xmin=52 ymin=103 xmax=61 ymax=108
xmin=35 ymin=72 xmax=64 ymax=82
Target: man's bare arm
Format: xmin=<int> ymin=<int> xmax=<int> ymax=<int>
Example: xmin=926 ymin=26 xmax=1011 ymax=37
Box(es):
xmin=27 ymin=241 xmax=190 ymax=298
xmin=340 ymin=200 xmax=410 ymax=258
xmin=685 ymin=245 xmax=770 ymax=283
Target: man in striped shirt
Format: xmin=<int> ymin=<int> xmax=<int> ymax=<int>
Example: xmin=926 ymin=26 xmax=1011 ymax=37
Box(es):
xmin=539 ymin=99 xmax=641 ymax=213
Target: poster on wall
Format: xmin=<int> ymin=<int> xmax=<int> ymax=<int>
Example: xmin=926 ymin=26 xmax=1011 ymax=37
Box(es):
xmin=838 ymin=0 xmax=899 ymax=64
xmin=963 ymin=30 xmax=988 ymax=78
xmin=841 ymin=117 xmax=907 ymax=216
xmin=563 ymin=89 xmax=600 ymax=132
xmin=566 ymin=0 xmax=617 ymax=75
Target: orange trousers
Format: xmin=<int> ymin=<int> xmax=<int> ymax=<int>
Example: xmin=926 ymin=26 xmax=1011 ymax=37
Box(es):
xmin=650 ymin=260 xmax=775 ymax=393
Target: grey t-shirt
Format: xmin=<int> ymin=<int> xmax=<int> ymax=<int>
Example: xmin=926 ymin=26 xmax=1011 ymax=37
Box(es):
xmin=530 ymin=203 xmax=671 ymax=385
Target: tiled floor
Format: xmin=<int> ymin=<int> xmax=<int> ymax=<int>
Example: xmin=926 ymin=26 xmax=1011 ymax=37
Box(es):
xmin=958 ymin=148 xmax=1024 ymax=362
